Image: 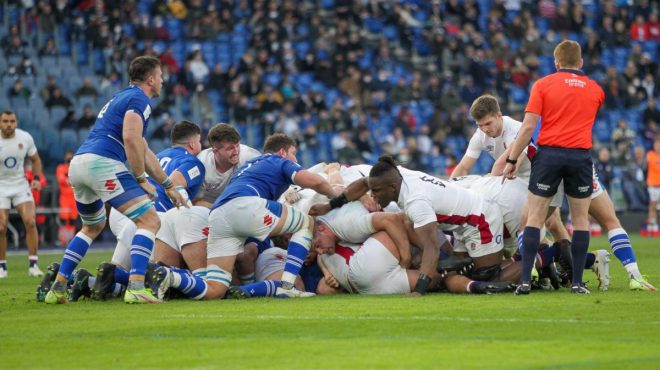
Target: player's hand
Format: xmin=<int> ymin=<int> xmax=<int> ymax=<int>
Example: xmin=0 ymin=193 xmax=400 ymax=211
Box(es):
xmin=323 ymin=162 xmax=340 ymax=175
xmin=30 ymin=179 xmax=42 ymax=191
xmin=325 ymin=274 xmax=339 ymax=288
xmin=359 ymin=194 xmax=381 ymax=212
xmin=309 ymin=203 xmax=331 ymax=216
xmin=502 ymin=163 xmax=517 ymax=183
xmin=165 ymin=185 xmax=189 ymax=208
xmin=283 ymin=188 xmax=302 ymax=204
xmin=139 ymin=181 xmax=158 ymax=201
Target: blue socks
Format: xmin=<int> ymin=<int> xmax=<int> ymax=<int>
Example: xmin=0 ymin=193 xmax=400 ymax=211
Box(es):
xmin=281 ymin=241 xmax=309 ymax=288
xmin=171 ymin=268 xmax=207 ymax=299
xmin=114 ymin=266 xmax=130 ymax=285
xmin=608 ymin=228 xmax=636 ymax=266
xmin=129 ymin=229 xmax=155 ymax=277
xmin=59 ymin=232 xmax=93 ymax=280
xmin=236 ymin=280 xmax=281 ymax=297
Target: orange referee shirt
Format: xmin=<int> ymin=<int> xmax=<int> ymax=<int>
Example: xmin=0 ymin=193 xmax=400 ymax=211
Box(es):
xmin=648 ymin=150 xmax=660 ymax=187
xmin=526 ymin=69 xmax=604 ymax=149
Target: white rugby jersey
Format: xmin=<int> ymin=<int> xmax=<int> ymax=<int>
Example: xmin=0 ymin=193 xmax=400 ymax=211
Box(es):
xmin=0 ymin=129 xmax=37 ymax=186
xmin=465 ymin=116 xmax=532 ymax=179
xmin=317 ymin=201 xmax=375 ymax=250
xmin=195 ymin=144 xmax=260 ymax=204
xmin=397 ymin=169 xmax=485 ymax=233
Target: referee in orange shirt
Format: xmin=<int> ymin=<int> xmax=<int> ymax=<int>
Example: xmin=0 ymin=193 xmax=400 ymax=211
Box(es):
xmin=503 ymin=40 xmax=605 ymax=295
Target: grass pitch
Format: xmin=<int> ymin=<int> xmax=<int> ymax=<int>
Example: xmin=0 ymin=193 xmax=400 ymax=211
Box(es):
xmin=1 ymin=235 xmax=659 ymax=369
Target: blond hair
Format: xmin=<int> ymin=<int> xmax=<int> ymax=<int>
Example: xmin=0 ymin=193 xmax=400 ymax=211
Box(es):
xmin=553 ymin=40 xmax=582 ymax=69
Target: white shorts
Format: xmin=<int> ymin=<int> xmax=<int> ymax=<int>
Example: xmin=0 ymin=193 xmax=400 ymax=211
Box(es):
xmin=452 ymin=200 xmax=504 ymax=258
xmin=255 ymin=247 xmax=287 ymax=281
xmin=109 ymin=208 xmax=163 ymax=269
xmin=157 ymin=206 xmax=210 ymax=253
xmin=69 ymin=153 xmax=146 ymax=209
xmin=0 ymin=181 xmax=33 ymax=209
xmin=347 ymin=237 xmax=410 ymax=295
xmin=649 ymin=186 xmax=660 ymax=203
xmin=550 ymin=166 xmax=605 ymax=207
xmin=207 ymin=197 xmax=282 ymax=259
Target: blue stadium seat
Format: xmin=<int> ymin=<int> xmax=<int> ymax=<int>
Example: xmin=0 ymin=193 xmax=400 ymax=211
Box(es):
xmin=49 ymin=107 xmax=68 ymax=125
xmin=365 ymin=18 xmax=384 ymax=34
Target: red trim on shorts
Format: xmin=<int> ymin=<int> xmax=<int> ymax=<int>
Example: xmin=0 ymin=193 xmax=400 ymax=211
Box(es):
xmin=436 ymin=214 xmax=493 ymax=244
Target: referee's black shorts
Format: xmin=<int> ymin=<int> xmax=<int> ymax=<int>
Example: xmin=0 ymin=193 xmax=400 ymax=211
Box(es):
xmin=528 ymin=146 xmax=593 ymax=199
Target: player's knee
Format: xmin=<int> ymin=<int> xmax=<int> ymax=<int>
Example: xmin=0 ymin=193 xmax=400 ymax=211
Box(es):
xmin=82 ymin=220 xmax=106 ymax=238
xmin=206 ymin=264 xmax=231 ymax=298
xmin=135 ymin=210 xmax=161 ymax=232
xmin=22 ymin=217 xmax=37 ymax=230
xmin=290 ymin=214 xmax=314 ymax=249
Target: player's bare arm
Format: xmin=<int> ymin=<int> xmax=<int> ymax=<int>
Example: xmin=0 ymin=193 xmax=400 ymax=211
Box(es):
xmin=503 ymin=112 xmax=539 ymax=180
xmin=29 ymin=152 xmax=43 ymax=191
xmin=450 ymin=155 xmax=477 ymax=179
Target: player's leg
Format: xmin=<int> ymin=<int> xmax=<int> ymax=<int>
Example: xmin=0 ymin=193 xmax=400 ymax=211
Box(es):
xmin=0 ymin=208 xmax=9 ymax=277
xmin=15 ymin=198 xmax=42 ymax=276
xmin=45 ymin=199 xmax=106 ymax=304
xmin=235 ymin=241 xmax=259 ymax=284
xmin=271 ymin=204 xmax=316 ymax=297
xmin=590 ymin=191 xmax=655 ymax=291
xmin=648 ymin=187 xmax=658 ymax=234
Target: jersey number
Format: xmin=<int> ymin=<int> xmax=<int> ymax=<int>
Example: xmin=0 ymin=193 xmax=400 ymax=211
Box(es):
xmin=159 ymin=157 xmax=172 ymax=171
xmin=97 ymin=99 xmax=114 ymax=118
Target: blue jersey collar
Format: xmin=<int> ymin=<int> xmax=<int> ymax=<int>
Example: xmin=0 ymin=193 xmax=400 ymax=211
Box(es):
xmin=557 ymin=68 xmax=585 ymax=76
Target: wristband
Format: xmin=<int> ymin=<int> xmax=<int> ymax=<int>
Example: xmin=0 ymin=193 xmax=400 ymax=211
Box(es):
xmin=329 ymin=193 xmax=348 ymax=209
xmin=505 ymin=158 xmax=517 ymax=165
xmin=135 ymin=172 xmax=147 ymax=183
xmin=161 ymin=177 xmax=174 ymax=189
xmin=414 ymin=273 xmax=432 ymax=295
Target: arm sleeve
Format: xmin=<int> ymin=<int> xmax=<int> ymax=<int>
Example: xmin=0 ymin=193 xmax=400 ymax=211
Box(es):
xmin=464 ymin=132 xmax=483 ymax=159
xmin=26 ymin=133 xmax=37 ymax=156
xmin=281 ymin=159 xmax=302 ymax=185
xmin=126 ymin=94 xmax=152 ymax=126
xmin=405 ymin=199 xmax=438 ymax=229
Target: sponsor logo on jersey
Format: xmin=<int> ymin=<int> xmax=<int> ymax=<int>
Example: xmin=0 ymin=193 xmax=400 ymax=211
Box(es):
xmin=104 ymin=180 xmax=117 ymax=192
xmin=263 ymin=214 xmax=273 ymax=226
xmin=202 ymin=227 xmax=209 ymax=236
xmin=188 ymin=166 xmax=201 ymax=180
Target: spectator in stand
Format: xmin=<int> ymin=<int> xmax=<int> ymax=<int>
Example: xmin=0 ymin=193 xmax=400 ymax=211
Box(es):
xmin=75 ymin=77 xmax=99 ymax=100
xmin=648 ymin=13 xmax=660 ymax=40
xmin=45 ymin=88 xmax=73 ymax=110
xmin=38 ymin=39 xmax=59 ymax=57
xmin=150 ymin=114 xmax=175 ymax=141
xmin=611 ymin=119 xmax=637 ymax=164
xmin=55 ymin=150 xmax=79 ymax=245
xmin=647 ymin=135 xmax=660 ymax=235
xmin=58 ymin=110 xmax=77 ymax=130
xmin=630 ymin=14 xmax=650 ymax=41
xmin=77 ymin=105 xmax=96 ymax=129
xmin=40 ymin=75 xmax=59 ymax=101
xmin=595 ymin=147 xmax=615 ymax=192
xmin=17 ymin=57 xmax=37 ymax=77
xmin=8 ymin=79 xmax=31 ymax=99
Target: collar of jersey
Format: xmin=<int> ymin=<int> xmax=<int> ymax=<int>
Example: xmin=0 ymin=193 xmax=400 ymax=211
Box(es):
xmin=557 ymin=68 xmax=585 ymax=75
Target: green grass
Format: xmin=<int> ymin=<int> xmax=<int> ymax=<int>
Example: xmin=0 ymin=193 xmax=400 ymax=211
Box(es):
xmin=1 ymin=236 xmax=659 ymax=369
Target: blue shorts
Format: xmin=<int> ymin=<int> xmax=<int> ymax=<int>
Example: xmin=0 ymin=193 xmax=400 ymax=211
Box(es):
xmin=529 ymin=146 xmax=593 ymax=199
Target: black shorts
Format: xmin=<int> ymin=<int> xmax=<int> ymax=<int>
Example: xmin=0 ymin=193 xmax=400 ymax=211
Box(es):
xmin=528 ymin=146 xmax=593 ymax=199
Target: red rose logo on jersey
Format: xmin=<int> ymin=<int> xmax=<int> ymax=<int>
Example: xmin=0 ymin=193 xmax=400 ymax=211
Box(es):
xmin=104 ymin=180 xmax=117 ymax=192
xmin=263 ymin=215 xmax=273 ymax=226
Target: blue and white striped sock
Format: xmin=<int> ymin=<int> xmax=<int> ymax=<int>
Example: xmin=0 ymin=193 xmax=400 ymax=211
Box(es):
xmin=129 ymin=229 xmax=155 ymax=277
xmin=236 ymin=280 xmax=281 ymax=297
xmin=608 ymin=228 xmax=641 ymax=279
xmin=59 ymin=232 xmax=92 ymax=280
xmin=281 ymin=241 xmax=308 ymax=287
xmin=171 ymin=269 xmax=207 ymax=300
